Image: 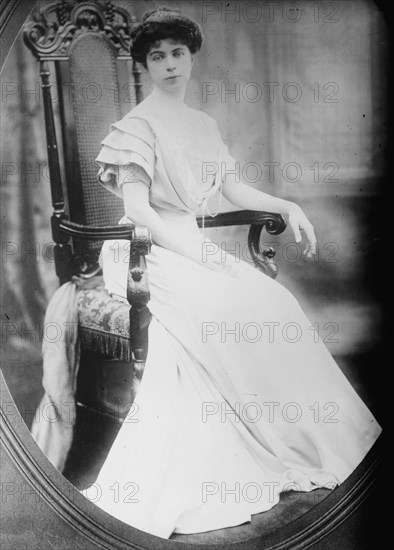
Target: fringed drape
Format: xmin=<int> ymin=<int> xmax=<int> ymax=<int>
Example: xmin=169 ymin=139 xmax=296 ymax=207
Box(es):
xmin=78 ymin=328 xmax=132 ymax=362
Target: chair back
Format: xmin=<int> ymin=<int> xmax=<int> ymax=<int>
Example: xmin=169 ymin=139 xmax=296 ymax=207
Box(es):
xmin=23 ymin=0 xmax=143 ymax=282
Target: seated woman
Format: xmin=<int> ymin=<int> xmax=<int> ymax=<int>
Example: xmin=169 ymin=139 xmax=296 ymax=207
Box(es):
xmin=81 ymin=6 xmax=382 ymax=540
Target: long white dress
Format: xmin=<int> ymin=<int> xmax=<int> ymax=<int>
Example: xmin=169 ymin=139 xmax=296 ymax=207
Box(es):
xmin=82 ymin=95 xmax=382 ymax=539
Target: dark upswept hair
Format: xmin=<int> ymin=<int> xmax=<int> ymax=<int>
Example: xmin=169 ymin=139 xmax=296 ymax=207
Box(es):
xmin=129 ymin=6 xmax=204 ymax=69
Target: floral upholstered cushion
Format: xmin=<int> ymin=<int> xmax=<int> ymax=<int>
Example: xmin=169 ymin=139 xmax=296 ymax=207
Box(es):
xmin=77 ymin=281 xmax=130 ymax=338
xmin=76 ymin=278 xmax=132 ymax=360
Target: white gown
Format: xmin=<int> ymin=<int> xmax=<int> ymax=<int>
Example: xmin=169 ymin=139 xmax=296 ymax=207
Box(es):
xmin=82 ymin=96 xmax=382 ymax=539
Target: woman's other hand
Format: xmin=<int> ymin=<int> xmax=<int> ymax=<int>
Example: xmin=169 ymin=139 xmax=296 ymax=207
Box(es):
xmin=287 ymin=203 xmax=318 ymax=258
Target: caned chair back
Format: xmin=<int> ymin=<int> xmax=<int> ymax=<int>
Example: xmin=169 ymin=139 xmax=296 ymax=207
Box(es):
xmin=23 ymin=0 xmax=143 ymax=279
xmin=67 ymin=33 xmax=124 ymax=229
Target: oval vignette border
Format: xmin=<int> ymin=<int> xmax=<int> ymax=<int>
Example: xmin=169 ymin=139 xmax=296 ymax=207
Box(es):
xmin=0 ymin=1 xmax=386 ymax=549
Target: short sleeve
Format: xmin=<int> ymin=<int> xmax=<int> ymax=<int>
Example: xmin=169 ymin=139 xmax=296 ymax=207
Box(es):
xmin=95 ymin=117 xmax=155 ymax=198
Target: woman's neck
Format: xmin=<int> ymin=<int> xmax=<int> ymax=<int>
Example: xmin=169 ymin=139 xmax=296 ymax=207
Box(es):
xmin=148 ymin=86 xmax=188 ymax=111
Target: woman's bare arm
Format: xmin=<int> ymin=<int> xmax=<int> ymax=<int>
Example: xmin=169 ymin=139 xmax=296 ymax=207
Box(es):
xmin=122 ymin=178 xmax=224 ymax=268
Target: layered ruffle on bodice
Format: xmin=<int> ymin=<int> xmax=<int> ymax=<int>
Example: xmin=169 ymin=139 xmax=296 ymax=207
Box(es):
xmin=97 ymin=117 xmax=155 ymax=194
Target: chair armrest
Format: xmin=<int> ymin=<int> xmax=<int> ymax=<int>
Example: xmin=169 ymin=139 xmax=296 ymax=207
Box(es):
xmin=58 ymin=219 xmax=134 ymax=242
xmin=196 ymin=210 xmax=287 ymax=278
xmin=55 ymin=217 xmax=151 ymax=306
xmin=196 ymin=210 xmax=286 ymax=233
xmin=58 ymin=219 xmax=151 ymax=253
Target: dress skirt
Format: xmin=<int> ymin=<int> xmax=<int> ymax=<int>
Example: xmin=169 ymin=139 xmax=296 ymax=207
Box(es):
xmin=82 ymin=208 xmax=381 ymax=539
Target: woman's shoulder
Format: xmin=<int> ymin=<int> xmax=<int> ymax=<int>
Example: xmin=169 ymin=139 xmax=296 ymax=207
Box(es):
xmin=186 ymin=107 xmax=217 ymax=127
xmin=117 ymin=99 xmax=176 ymax=138
xmin=109 ymin=105 xmax=156 ymax=144
xmin=113 ymin=103 xmax=219 ymax=141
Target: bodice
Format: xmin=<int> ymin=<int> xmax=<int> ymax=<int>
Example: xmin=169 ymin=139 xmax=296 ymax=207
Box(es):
xmin=95 ymin=95 xmax=237 ymax=221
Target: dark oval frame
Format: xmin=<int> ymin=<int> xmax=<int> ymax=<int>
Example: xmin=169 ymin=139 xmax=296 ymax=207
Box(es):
xmin=0 ymin=1 xmax=385 ymax=549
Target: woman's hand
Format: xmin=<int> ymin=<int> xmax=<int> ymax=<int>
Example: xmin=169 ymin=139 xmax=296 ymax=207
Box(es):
xmin=220 ymin=179 xmax=318 ymax=259
xmin=287 ymin=203 xmax=317 ymax=258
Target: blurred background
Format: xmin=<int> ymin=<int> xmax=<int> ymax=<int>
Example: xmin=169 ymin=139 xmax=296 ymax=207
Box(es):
xmin=1 ymin=0 xmax=388 ymax=427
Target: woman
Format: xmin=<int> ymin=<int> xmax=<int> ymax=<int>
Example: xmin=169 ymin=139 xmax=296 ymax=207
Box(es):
xmin=82 ymin=6 xmax=381 ymax=539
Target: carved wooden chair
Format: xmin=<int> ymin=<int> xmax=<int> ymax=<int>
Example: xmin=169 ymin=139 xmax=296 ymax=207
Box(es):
xmin=23 ymin=0 xmax=286 ymax=474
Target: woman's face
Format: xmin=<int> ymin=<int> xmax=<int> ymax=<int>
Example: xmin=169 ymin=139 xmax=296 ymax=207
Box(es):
xmin=145 ymin=38 xmax=194 ymax=93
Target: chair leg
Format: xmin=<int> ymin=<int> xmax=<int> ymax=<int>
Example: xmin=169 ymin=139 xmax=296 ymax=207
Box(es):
xmin=129 ymin=305 xmax=151 ymax=362
xmin=131 ymin=359 xmax=145 ymax=399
